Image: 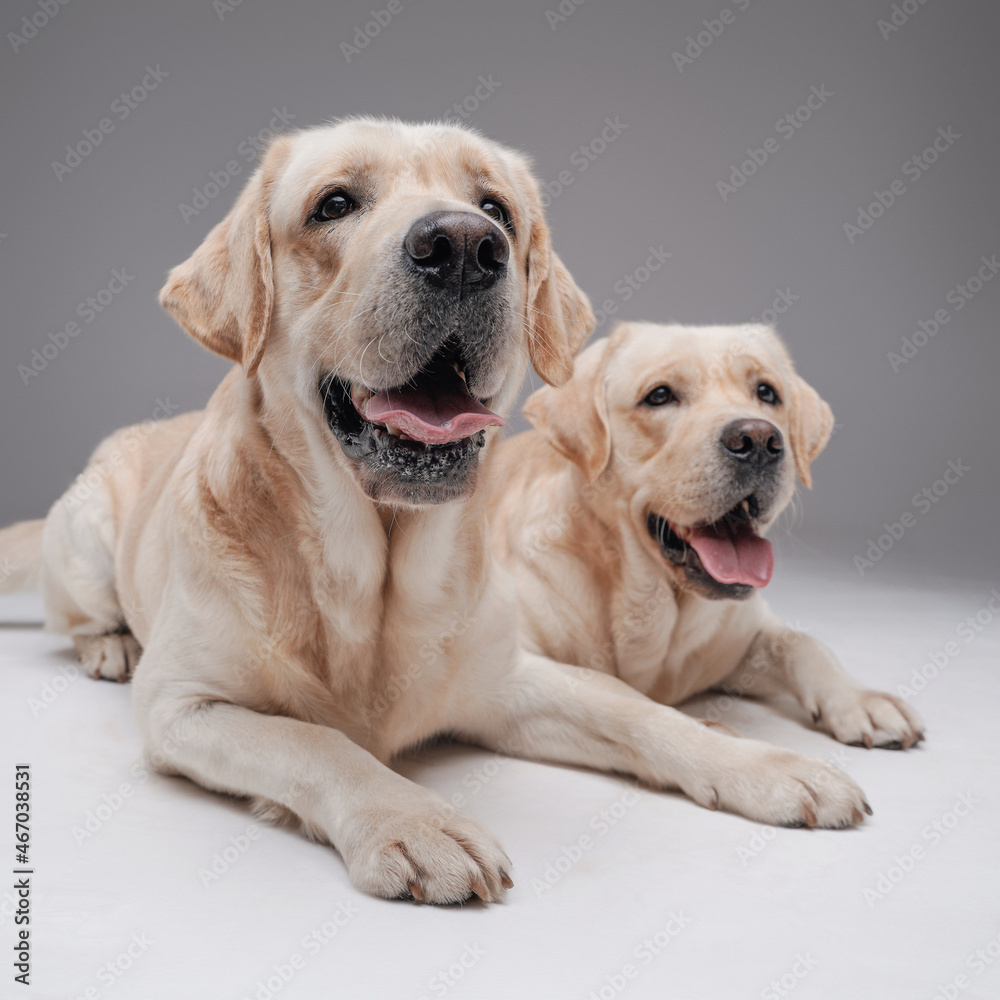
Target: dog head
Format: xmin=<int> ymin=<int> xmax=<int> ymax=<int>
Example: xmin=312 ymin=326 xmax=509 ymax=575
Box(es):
xmin=160 ymin=118 xmax=593 ymax=506
xmin=524 ymin=322 xmax=833 ymax=600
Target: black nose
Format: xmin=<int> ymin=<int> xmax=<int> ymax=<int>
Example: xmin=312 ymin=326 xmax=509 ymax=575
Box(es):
xmin=720 ymin=419 xmax=784 ymax=468
xmin=404 ymin=210 xmax=509 ymax=293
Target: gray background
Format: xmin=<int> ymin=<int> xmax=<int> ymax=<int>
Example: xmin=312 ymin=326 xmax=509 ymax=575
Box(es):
xmin=1 ymin=0 xmax=997 ymax=581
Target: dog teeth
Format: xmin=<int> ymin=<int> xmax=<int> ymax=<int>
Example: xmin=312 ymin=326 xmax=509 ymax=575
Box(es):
xmin=385 ymin=423 xmax=402 ymax=437
xmin=740 ymin=499 xmax=750 ymax=514
xmin=450 ymin=362 xmax=467 ymax=383
xmin=352 ymin=387 xmax=373 ymax=409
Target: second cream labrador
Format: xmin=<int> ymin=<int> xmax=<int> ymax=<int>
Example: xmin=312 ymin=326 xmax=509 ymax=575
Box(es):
xmin=490 ymin=322 xmax=923 ymax=795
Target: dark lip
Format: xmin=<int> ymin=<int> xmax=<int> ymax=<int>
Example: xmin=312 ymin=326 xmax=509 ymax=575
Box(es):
xmin=319 ymin=342 xmax=490 ymax=462
xmin=646 ymin=495 xmax=762 ymax=601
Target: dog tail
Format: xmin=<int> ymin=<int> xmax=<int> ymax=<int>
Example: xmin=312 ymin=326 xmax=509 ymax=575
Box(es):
xmin=0 ymin=519 xmax=45 ymax=594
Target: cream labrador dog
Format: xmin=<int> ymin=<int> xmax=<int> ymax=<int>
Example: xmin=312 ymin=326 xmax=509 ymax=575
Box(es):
xmin=490 ymin=321 xmax=924 ymax=765
xmin=1 ymin=127 xmax=871 ymax=905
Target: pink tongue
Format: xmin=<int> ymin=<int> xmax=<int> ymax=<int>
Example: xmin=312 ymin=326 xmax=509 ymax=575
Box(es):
xmin=686 ymin=524 xmax=774 ymax=588
xmin=361 ymin=366 xmax=504 ymax=446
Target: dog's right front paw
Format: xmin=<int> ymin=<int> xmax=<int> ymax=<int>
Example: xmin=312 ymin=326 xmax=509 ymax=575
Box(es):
xmin=341 ymin=804 xmax=513 ymax=904
xmin=684 ymin=740 xmax=871 ymax=829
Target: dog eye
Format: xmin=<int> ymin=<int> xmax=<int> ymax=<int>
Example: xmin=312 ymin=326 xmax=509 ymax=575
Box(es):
xmin=480 ymin=198 xmax=510 ymax=228
xmin=313 ymin=191 xmax=357 ymax=222
xmin=643 ymin=385 xmax=675 ymax=407
xmin=757 ymin=382 xmax=781 ymax=405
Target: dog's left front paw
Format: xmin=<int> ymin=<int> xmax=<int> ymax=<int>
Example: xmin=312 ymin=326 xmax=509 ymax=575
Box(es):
xmin=73 ymin=631 xmax=143 ymax=682
xmin=812 ymin=688 xmax=924 ymax=749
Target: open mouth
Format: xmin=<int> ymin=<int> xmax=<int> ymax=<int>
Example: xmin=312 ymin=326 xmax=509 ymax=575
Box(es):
xmin=319 ymin=343 xmax=504 ymax=468
xmin=647 ymin=494 xmax=774 ymax=597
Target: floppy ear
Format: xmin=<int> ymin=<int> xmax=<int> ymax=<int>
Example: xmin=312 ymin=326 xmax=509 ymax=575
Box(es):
xmin=789 ymin=375 xmax=834 ymax=489
xmin=523 ymin=337 xmax=612 ymax=482
xmin=159 ymin=164 xmax=275 ymax=377
xmin=525 ymin=203 xmax=595 ymax=387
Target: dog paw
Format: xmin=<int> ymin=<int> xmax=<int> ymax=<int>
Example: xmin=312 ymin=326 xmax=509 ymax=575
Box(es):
xmin=812 ymin=688 xmax=924 ymax=749
xmin=342 ymin=804 xmax=513 ymax=904
xmin=685 ymin=740 xmax=871 ymax=829
xmin=73 ymin=631 xmax=143 ymax=682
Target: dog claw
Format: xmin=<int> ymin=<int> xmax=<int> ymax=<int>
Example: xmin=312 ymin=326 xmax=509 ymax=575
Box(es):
xmin=801 ymin=804 xmax=817 ymax=828
xmin=500 ymin=871 xmax=514 ymax=890
xmin=862 ymin=801 xmax=873 ymax=816
xmin=407 ymin=880 xmax=424 ymax=902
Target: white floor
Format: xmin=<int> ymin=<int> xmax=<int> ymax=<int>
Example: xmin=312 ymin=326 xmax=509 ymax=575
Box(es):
xmin=2 ymin=552 xmax=998 ymax=1000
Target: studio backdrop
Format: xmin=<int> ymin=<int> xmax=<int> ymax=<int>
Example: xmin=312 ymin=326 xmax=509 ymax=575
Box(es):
xmin=1 ymin=0 xmax=997 ymax=581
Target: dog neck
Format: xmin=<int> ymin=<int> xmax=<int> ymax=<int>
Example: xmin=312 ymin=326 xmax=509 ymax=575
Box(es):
xmin=217 ymin=366 xmax=492 ymax=577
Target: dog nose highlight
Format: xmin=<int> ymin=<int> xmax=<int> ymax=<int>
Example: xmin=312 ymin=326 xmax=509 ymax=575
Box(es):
xmin=405 ymin=210 xmax=508 ymax=292
xmin=720 ymin=419 xmax=784 ymax=467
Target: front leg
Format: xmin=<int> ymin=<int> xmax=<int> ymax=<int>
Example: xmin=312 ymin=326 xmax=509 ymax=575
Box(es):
xmin=131 ymin=651 xmax=511 ymax=904
xmin=718 ymin=618 xmax=924 ymax=749
xmin=457 ymin=651 xmax=871 ymax=828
